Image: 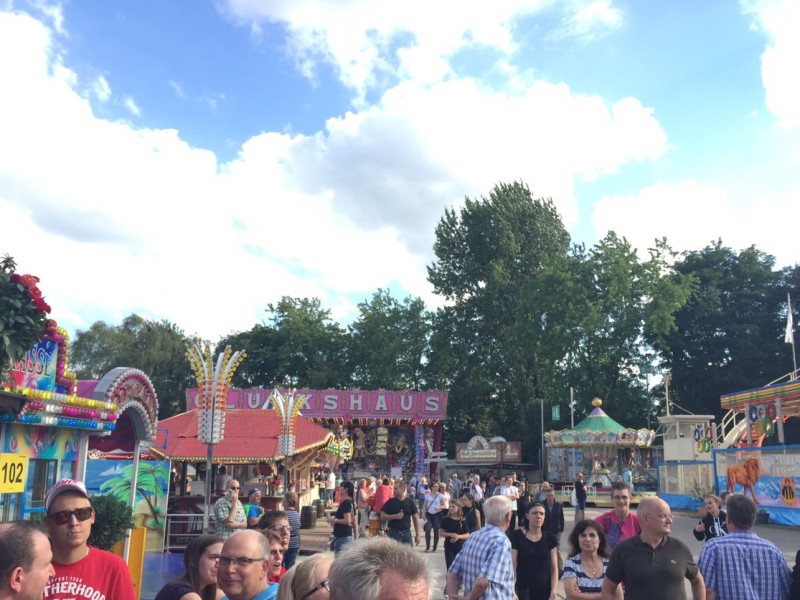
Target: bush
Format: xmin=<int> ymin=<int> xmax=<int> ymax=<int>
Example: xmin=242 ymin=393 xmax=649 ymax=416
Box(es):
xmin=88 ymin=494 xmax=135 ymax=550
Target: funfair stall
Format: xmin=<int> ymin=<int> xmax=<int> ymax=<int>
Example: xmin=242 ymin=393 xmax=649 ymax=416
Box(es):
xmin=0 ymin=328 xmax=159 ymax=522
xmin=186 ymin=387 xmax=447 ymax=478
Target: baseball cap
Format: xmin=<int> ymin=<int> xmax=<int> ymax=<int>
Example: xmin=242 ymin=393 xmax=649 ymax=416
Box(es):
xmin=46 ymin=479 xmax=90 ymax=512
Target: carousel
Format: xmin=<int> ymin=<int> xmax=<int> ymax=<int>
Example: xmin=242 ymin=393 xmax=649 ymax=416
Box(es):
xmin=544 ymin=398 xmax=659 ymax=507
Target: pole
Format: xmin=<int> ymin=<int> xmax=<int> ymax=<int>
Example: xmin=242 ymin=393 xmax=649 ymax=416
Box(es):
xmin=203 ymin=395 xmax=216 ymax=534
xmin=788 ymin=293 xmax=797 ymax=379
xmin=664 ymin=372 xmax=672 ymax=416
xmin=570 ymin=387 xmax=575 ymax=478
xmin=540 ymin=396 xmax=545 ymax=480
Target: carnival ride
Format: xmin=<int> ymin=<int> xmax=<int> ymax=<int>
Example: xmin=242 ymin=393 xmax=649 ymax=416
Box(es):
xmin=544 ymin=398 xmax=658 ymax=507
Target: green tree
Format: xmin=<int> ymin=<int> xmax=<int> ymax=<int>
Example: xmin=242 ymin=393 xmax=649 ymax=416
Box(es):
xmin=654 ymin=241 xmax=789 ymax=418
xmin=223 ymin=297 xmax=349 ymax=389
xmin=347 ymin=289 xmax=432 ymax=389
xmin=427 ymin=181 xmax=571 ymax=461
xmin=550 ymin=234 xmax=695 ymax=427
xmin=71 ymin=315 xmax=197 ymax=419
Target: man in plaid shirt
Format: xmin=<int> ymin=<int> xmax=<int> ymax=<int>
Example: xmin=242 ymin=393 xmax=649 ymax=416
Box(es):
xmin=446 ymin=495 xmax=515 ymax=600
xmin=698 ymin=494 xmax=791 ymax=600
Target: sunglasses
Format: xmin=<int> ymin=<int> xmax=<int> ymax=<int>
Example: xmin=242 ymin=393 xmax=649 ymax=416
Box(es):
xmin=300 ymin=580 xmax=330 ymax=600
xmin=48 ymin=506 xmax=94 ymax=525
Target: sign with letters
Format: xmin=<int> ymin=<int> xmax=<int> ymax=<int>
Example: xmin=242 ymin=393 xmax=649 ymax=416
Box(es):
xmin=186 ymin=387 xmax=447 ymax=419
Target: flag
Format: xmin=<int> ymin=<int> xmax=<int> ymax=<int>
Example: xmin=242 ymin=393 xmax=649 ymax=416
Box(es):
xmin=786 ymin=294 xmax=794 ymax=344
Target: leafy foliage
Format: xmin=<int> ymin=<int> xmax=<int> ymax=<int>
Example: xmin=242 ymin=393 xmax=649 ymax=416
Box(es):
xmin=71 ymin=315 xmax=198 ymax=418
xmin=87 ymin=493 xmax=135 ymax=550
xmin=653 ymin=241 xmax=792 ymax=418
xmin=0 ymin=255 xmax=51 ymax=372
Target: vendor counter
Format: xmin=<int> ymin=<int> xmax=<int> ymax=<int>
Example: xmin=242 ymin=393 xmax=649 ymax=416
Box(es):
xmin=169 ymin=494 xmax=284 ymax=514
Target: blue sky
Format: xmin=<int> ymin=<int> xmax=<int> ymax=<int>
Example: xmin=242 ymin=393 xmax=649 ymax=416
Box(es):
xmin=1 ymin=0 xmax=798 ymax=342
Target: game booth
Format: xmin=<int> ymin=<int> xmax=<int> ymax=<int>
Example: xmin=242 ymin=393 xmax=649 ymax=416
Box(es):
xmin=544 ymin=398 xmax=659 ymax=507
xmin=183 ymin=387 xmax=447 ymax=480
xmin=712 ymin=378 xmax=800 ymax=526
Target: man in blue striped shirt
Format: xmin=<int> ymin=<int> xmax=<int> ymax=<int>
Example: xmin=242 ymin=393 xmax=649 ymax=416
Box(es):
xmin=446 ymin=495 xmax=515 ymax=600
xmin=698 ymin=494 xmax=791 ymax=600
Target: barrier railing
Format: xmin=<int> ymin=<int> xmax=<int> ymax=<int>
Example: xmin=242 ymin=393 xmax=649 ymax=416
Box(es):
xmin=163 ymin=513 xmax=214 ymax=553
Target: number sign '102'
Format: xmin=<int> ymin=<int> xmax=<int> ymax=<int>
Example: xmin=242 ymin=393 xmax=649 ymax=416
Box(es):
xmin=0 ymin=454 xmax=29 ymax=493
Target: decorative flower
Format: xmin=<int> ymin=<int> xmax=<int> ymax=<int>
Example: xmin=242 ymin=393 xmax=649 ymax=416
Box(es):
xmin=1 ymin=254 xmax=52 ymax=374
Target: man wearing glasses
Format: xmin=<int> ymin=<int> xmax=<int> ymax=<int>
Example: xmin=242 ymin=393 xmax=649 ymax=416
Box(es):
xmin=215 ymin=480 xmax=247 ymax=540
xmin=601 ymin=497 xmax=705 ymax=600
xmin=218 ymin=530 xmax=278 ymax=600
xmin=42 ymin=479 xmax=136 ymax=600
xmin=595 ymin=481 xmax=641 ymax=549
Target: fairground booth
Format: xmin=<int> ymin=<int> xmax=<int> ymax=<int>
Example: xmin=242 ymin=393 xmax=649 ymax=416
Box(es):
xmin=656 ymin=372 xmax=800 ymax=527
xmin=544 ymin=398 xmax=659 ymax=507
xmin=0 ymin=325 xmax=159 ymax=524
xmin=183 ymin=387 xmax=447 ymax=481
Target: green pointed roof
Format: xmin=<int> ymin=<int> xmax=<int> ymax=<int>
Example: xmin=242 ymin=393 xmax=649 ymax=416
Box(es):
xmin=572 ymin=398 xmax=627 ymax=433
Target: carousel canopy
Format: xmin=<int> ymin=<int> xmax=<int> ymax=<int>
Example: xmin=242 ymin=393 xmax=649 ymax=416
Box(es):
xmin=544 ymin=398 xmax=655 ymax=447
xmin=154 ymin=409 xmax=333 ymax=463
xmin=572 ymin=403 xmax=627 ymax=433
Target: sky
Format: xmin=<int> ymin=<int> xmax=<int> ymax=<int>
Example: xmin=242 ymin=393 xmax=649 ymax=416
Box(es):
xmin=1 ymin=0 xmax=798 ymax=344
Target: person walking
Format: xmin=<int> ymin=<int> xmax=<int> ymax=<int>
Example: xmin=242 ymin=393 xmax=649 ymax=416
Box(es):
xmin=380 ymin=479 xmax=421 ymax=546
xmin=327 ymin=480 xmax=357 ymax=555
xmin=561 ymin=520 xmax=621 ymax=600
xmin=511 ymin=502 xmax=559 ymax=600
xmin=441 ymin=500 xmax=469 ymax=570
xmin=601 ymin=497 xmax=705 ymax=600
xmin=573 ymin=473 xmax=587 ymax=524
xmin=698 ymin=494 xmax=791 ymax=600
xmin=692 ymin=495 xmax=728 ymax=542
xmin=595 ymin=482 xmax=640 ymax=550
xmin=446 ymin=495 xmax=516 ymax=600
xmin=282 ymin=493 xmax=302 ymax=569
xmin=423 ymin=483 xmax=446 ymax=552
xmin=461 ymin=493 xmax=482 ymax=532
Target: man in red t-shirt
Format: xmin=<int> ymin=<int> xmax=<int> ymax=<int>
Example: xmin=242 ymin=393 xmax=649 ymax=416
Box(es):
xmin=43 ymin=479 xmax=136 ymax=600
xmin=595 ymin=481 xmax=641 ymax=549
xmin=373 ymin=478 xmax=393 ymax=515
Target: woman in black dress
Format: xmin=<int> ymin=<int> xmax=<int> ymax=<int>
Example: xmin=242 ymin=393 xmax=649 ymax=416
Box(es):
xmin=510 ymin=502 xmax=559 ymax=600
xmin=461 ymin=493 xmax=482 ymax=532
xmin=441 ymin=500 xmax=470 ymax=569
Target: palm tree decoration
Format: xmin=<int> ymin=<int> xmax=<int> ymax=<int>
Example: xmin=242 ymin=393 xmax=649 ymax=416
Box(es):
xmin=100 ymin=462 xmax=170 ymax=528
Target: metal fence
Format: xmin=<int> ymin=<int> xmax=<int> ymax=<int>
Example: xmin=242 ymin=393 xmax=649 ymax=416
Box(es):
xmin=163 ymin=513 xmax=214 ymax=553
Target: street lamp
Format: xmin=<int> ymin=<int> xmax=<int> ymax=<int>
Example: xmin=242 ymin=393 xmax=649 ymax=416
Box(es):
xmin=268 ymin=388 xmax=309 ymax=494
xmin=186 ymin=343 xmax=246 ymax=533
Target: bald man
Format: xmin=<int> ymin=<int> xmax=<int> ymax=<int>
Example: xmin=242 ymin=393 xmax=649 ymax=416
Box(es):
xmin=601 ymin=497 xmax=705 ymax=600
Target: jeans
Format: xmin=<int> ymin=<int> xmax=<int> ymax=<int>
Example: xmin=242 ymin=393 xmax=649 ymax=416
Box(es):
xmin=283 ymin=547 xmax=299 ymax=568
xmin=332 ymin=535 xmax=353 ymax=555
xmin=359 ymin=508 xmax=370 ymax=536
xmin=387 ymin=528 xmax=413 ymax=545
xmin=424 ymin=512 xmax=441 ymax=550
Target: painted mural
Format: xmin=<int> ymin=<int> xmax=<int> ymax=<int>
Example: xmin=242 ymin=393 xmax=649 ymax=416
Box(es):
xmin=3 ymin=424 xmax=80 ymax=460
xmin=85 ymin=459 xmax=170 ymax=552
xmin=715 ymin=446 xmax=800 ymax=527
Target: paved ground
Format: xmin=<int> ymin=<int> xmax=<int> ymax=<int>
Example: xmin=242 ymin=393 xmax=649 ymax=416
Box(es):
xmin=297 ymin=505 xmax=800 ymax=599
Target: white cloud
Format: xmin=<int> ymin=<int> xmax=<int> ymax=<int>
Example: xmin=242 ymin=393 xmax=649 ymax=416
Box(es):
xmin=550 ymin=0 xmax=625 ymax=43
xmin=219 ymin=0 xmax=625 ymax=97
xmin=168 ymin=80 xmax=185 ymax=98
xmin=123 ymin=96 xmax=141 ymax=116
xmin=92 ymin=75 xmax=111 ymax=102
xmin=591 ymin=180 xmax=798 ymax=267
xmin=0 ymin=6 xmax=673 ymax=341
xmin=741 ymin=0 xmax=800 ymax=130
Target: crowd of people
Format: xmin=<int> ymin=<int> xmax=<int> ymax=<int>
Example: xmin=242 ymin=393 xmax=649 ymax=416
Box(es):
xmin=3 ymin=474 xmax=800 ymax=600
